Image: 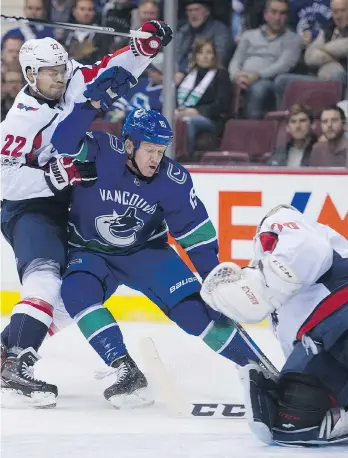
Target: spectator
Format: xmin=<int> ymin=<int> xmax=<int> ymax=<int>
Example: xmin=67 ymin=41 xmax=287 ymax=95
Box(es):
xmin=106 ymin=52 xmax=164 ymax=121
xmin=1 ymin=37 xmax=23 ymax=73
xmin=132 ymin=0 xmax=161 ymax=29
xmin=310 ymin=105 xmax=348 ymax=166
xmin=1 ymin=0 xmax=54 ymax=43
xmin=176 ymin=0 xmax=233 ymax=77
xmin=50 ymin=0 xmax=74 ymax=22
xmin=244 ymin=0 xmax=267 ymax=29
xmin=229 ymin=0 xmax=301 ymax=119
xmin=268 ymin=104 xmax=317 ymax=166
xmin=175 ymin=38 xmax=232 ymax=157
xmin=1 ymin=70 xmax=24 ymax=120
xmin=304 ymin=0 xmax=348 ymax=93
xmin=64 ymin=0 xmax=109 ymax=65
xmin=232 ymin=0 xmax=245 ymax=41
xmin=289 ymin=0 xmax=332 ymax=46
xmin=102 ymin=0 xmax=137 ymax=50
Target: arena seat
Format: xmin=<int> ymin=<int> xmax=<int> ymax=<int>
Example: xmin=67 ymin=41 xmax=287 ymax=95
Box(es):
xmin=201 ymin=119 xmax=278 ymax=164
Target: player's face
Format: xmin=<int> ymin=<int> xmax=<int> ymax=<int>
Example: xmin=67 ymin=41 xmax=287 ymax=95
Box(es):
xmin=36 ymin=64 xmax=68 ymax=100
xmin=321 ymin=110 xmax=345 ymax=140
xmin=286 ymin=113 xmax=312 ymax=141
xmin=135 ymin=141 xmax=166 ymax=177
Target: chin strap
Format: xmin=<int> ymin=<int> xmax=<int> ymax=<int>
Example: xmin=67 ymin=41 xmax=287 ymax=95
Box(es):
xmin=128 ymin=145 xmax=165 ymax=183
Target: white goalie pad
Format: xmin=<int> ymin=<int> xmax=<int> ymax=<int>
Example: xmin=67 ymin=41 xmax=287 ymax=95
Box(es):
xmin=201 ymin=263 xmax=276 ymax=324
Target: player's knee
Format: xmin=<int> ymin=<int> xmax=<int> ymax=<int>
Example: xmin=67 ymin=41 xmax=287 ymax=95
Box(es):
xmin=61 ymin=272 xmax=104 ymax=318
xmin=274 ymin=372 xmax=333 ymax=430
xmin=21 ymin=258 xmax=61 ymax=306
xmin=169 ymin=293 xmax=220 ymax=336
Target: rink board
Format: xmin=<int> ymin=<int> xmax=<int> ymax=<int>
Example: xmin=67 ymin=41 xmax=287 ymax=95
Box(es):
xmin=1 ymin=168 xmax=347 ymax=321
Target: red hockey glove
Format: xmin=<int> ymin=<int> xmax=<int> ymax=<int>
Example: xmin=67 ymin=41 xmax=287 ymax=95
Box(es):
xmin=130 ymin=21 xmax=173 ymax=57
xmin=45 ymin=157 xmax=97 ymax=193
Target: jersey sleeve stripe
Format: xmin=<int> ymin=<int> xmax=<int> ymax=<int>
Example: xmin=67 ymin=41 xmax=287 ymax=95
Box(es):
xmin=184 ymin=236 xmax=218 ymax=252
xmin=176 ymin=219 xmax=216 ymax=249
xmin=80 ymin=46 xmax=130 ymax=83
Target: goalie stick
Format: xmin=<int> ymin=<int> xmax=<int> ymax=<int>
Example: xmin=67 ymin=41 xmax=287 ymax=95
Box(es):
xmin=0 ymin=15 xmax=152 ymax=39
xmin=140 ymin=337 xmax=246 ymax=419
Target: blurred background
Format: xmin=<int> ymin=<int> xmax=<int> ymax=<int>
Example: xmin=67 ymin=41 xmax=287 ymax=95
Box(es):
xmin=1 ymin=0 xmax=347 ymax=319
xmin=1 ymin=0 xmax=348 ymax=165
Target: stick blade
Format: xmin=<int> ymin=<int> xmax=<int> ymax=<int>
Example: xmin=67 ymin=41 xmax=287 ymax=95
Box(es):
xmin=139 ymin=337 xmax=190 ymax=418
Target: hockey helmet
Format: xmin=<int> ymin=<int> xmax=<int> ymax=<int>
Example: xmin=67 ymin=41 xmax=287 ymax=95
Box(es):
xmin=19 ymin=38 xmax=69 ymax=94
xmin=122 ymin=109 xmax=173 ymax=150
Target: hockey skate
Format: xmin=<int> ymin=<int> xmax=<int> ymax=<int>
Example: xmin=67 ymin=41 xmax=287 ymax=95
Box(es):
xmin=1 ymin=340 xmax=7 ymax=366
xmin=1 ymin=347 xmax=58 ymax=408
xmin=102 ymin=353 xmax=154 ymax=409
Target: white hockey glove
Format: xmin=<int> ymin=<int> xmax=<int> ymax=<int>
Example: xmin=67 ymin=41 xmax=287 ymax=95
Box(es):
xmin=200 ymin=262 xmax=279 ymax=324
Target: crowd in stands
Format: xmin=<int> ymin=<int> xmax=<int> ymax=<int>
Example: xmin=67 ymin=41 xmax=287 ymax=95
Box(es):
xmin=1 ymin=0 xmax=347 ymax=167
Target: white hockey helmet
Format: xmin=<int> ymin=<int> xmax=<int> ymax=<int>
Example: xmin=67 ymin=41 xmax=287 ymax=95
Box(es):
xmin=19 ymin=37 xmax=69 ymax=94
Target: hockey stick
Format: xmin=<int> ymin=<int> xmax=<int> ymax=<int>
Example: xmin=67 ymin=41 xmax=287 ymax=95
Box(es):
xmin=140 ymin=337 xmax=246 ymax=419
xmin=0 ymin=15 xmax=152 ymax=39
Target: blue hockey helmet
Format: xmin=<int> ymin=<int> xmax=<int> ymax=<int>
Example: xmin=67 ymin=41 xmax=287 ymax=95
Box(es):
xmin=122 ymin=109 xmax=173 ymax=150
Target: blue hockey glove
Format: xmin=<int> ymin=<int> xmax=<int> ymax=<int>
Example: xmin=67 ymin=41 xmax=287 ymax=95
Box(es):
xmin=83 ymin=66 xmax=138 ymax=112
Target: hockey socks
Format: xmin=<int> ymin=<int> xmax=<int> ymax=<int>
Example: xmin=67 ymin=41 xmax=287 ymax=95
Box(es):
xmin=7 ymin=298 xmax=53 ymax=355
xmin=201 ymin=315 xmax=261 ymax=366
xmin=75 ymin=305 xmax=127 ymax=365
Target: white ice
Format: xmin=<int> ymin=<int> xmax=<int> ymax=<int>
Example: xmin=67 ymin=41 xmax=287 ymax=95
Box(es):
xmin=1 ymin=318 xmax=347 ymax=458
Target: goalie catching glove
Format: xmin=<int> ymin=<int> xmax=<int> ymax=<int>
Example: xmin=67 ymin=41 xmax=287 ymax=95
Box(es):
xmin=200 ymin=258 xmax=301 ymax=324
xmin=45 ymin=157 xmax=97 ymax=194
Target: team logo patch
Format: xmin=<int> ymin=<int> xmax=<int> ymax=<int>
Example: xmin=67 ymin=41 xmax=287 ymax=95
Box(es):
xmin=167 ymin=163 xmax=187 ymax=184
xmin=17 ymin=103 xmax=39 ymax=112
xmin=95 ymin=207 xmax=144 ymax=247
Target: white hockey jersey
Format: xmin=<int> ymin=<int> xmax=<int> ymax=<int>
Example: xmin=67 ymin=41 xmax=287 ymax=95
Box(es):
xmin=253 ymin=207 xmax=348 ymax=357
xmin=1 ymin=46 xmax=151 ymax=201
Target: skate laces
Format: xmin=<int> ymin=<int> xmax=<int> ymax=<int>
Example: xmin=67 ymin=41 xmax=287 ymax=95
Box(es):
xmin=20 ymin=361 xmax=36 ymax=381
xmin=94 ymin=362 xmax=128 ymax=383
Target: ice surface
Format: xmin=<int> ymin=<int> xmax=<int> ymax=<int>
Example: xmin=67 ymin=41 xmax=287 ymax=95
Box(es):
xmin=1 ymin=319 xmax=347 ymax=458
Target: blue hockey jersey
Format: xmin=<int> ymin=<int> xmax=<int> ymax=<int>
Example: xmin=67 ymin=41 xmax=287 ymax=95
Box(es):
xmin=51 ymin=103 xmax=219 ymax=280
xmin=289 ymin=0 xmax=331 ymax=39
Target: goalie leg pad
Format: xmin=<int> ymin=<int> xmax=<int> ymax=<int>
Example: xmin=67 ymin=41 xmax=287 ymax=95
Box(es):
xmin=240 ymin=364 xmax=278 ymax=444
xmin=274 ymin=373 xmax=332 ymax=431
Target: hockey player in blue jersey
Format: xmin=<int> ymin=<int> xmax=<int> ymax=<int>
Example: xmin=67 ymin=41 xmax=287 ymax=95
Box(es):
xmin=50 ymin=72 xmax=261 ymax=409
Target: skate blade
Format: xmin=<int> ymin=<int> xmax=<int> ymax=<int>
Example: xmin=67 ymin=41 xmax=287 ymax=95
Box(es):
xmin=108 ymin=387 xmax=155 ymax=410
xmin=1 ymin=387 xmax=57 ymax=409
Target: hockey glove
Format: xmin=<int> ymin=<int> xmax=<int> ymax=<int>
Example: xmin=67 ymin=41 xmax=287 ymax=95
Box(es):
xmin=83 ymin=66 xmax=138 ymax=112
xmin=130 ymin=21 xmax=173 ymax=57
xmin=45 ymin=157 xmax=97 ymax=194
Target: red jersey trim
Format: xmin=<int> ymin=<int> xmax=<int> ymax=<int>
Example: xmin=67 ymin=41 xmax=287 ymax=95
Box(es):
xmin=297 ymin=286 xmax=348 ymax=340
xmin=80 ymin=46 xmax=130 ymax=83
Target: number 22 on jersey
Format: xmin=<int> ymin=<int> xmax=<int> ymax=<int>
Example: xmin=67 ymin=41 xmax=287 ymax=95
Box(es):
xmin=1 ymin=135 xmax=26 ymax=157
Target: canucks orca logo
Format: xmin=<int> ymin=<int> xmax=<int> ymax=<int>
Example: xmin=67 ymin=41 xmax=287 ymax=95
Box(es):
xmin=95 ymin=207 xmax=144 ymax=247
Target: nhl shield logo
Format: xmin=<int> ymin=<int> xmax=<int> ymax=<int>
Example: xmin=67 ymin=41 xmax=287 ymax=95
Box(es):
xmin=95 ymin=207 xmax=144 ymax=247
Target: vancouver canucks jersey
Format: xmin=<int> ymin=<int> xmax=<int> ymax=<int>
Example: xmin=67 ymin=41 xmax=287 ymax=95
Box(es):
xmin=55 ymin=120 xmax=218 ymax=280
